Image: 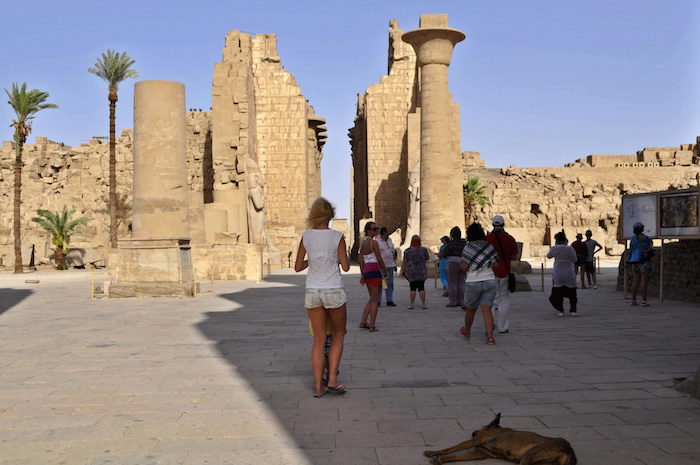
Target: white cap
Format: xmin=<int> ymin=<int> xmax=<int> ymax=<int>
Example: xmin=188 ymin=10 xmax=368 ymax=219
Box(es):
xmin=492 ymin=215 xmax=505 ymax=226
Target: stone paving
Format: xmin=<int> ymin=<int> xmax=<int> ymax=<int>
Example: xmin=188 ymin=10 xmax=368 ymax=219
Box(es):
xmin=0 ymin=266 xmax=699 ymax=465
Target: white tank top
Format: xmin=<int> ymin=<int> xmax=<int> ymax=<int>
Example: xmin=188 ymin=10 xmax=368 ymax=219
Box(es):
xmin=302 ymin=229 xmax=344 ymax=289
xmin=361 ymin=239 xmax=378 ymax=263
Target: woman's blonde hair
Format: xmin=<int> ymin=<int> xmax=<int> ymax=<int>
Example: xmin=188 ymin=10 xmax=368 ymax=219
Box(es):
xmin=307 ymin=197 xmax=335 ymax=228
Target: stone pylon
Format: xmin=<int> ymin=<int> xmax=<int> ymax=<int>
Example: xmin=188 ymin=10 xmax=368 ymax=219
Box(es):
xmin=403 ymin=14 xmax=465 ymax=247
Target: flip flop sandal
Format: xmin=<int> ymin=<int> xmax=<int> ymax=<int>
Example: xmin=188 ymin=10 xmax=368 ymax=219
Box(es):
xmin=313 ymin=388 xmax=328 ymax=398
xmin=327 ymin=384 xmax=347 ymax=394
xmin=368 ymin=326 xmax=378 ymax=332
xmin=359 ymin=322 xmax=370 ymax=329
xmin=486 ymin=336 xmax=496 ymax=345
xmin=459 ymin=327 xmax=470 ymax=340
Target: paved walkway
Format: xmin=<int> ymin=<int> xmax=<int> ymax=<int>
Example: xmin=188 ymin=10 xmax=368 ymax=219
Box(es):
xmin=0 ymin=267 xmax=698 ymax=465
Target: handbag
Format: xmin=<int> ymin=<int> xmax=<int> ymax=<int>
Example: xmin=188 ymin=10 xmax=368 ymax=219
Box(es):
xmin=507 ymin=272 xmax=516 ymax=293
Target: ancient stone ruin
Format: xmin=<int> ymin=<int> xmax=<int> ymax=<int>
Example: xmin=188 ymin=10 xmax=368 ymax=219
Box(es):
xmin=0 ymin=30 xmax=325 ymax=285
xmin=350 ymin=16 xmax=700 ymax=256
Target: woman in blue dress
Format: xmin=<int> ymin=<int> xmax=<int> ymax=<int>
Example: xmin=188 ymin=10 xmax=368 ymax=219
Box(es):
xmin=438 ymin=236 xmax=449 ymax=296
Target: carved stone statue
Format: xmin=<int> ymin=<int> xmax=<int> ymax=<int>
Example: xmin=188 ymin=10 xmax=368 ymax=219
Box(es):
xmin=246 ymin=158 xmax=266 ymax=245
xmin=405 ymin=167 xmax=420 ymax=244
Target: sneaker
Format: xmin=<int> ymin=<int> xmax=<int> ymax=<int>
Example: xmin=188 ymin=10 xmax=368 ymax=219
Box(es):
xmin=570 ymin=312 xmax=578 ymax=316
xmin=557 ymin=312 xmax=564 ymax=317
xmin=631 ymin=301 xmax=639 ymax=307
xmin=442 ymin=290 xmax=448 ymax=297
xmin=641 ymin=301 xmax=651 ymax=307
xmin=498 ymin=329 xmax=509 ymax=334
xmin=387 ymin=302 xmax=397 ymax=307
xmin=593 ymin=285 xmax=598 ymax=289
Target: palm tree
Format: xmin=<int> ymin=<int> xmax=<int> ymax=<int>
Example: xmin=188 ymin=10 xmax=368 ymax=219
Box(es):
xmin=32 ymin=207 xmax=91 ymax=269
xmin=5 ymin=83 xmax=58 ymax=274
xmin=88 ymin=50 xmax=137 ymax=249
xmin=463 ymin=175 xmax=489 ymax=224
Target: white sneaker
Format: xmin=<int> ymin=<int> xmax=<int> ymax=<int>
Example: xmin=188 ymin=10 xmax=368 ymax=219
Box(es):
xmin=570 ymin=312 xmax=578 ymax=316
xmin=593 ymin=285 xmax=598 ymax=289
xmin=557 ymin=312 xmax=564 ymax=317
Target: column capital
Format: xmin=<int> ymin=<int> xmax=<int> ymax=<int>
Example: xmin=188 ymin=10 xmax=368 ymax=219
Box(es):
xmin=402 ymin=23 xmax=465 ymax=67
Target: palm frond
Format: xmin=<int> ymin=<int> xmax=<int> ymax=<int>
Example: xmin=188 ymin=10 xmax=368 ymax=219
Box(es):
xmin=5 ymin=82 xmax=58 ymax=143
xmin=88 ymin=49 xmax=138 ymax=87
xmin=32 ymin=206 xmax=91 ymax=248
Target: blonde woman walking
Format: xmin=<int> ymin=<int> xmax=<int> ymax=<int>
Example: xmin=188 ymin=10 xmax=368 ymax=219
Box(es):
xmin=294 ymin=197 xmax=350 ymax=397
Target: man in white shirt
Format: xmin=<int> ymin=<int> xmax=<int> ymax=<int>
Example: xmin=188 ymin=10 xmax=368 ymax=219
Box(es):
xmin=376 ymin=227 xmax=397 ymax=306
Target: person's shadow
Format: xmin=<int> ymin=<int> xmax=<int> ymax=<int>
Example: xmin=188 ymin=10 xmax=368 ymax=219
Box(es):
xmin=0 ymin=289 xmax=32 ymax=316
xmin=195 ymin=274 xmax=315 ymax=447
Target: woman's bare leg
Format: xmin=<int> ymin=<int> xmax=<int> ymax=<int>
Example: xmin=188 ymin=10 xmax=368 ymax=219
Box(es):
xmin=326 ymin=304 xmax=347 ymax=388
xmin=419 ymin=290 xmax=427 ymax=308
xmin=369 ymin=286 xmax=380 ymax=327
xmin=307 ymin=307 xmax=328 ymax=396
xmin=409 ymin=290 xmax=416 ymax=307
xmin=631 ymin=273 xmax=641 ymax=302
xmin=464 ymin=307 xmax=477 ymax=333
xmin=481 ymin=305 xmax=494 ymax=338
xmin=360 ymin=286 xmax=372 ymax=325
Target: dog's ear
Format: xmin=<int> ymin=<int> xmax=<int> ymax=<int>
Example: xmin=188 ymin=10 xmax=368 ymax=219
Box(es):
xmin=488 ymin=412 xmax=501 ymax=427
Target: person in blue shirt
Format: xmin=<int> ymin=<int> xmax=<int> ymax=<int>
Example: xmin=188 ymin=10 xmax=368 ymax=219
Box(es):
xmin=627 ymin=222 xmax=653 ymax=307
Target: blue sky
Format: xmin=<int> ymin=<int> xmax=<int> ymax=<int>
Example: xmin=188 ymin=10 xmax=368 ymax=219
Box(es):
xmin=2 ymin=0 xmax=698 ymax=219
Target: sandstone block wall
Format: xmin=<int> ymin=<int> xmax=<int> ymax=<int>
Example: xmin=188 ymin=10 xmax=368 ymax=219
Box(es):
xmin=0 ymin=132 xmax=134 ymax=266
xmin=468 ymin=161 xmax=700 ymax=257
xmin=352 ymin=20 xmax=416 ymax=238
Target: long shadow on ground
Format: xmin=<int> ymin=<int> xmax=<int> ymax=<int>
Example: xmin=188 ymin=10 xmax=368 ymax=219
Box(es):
xmin=194 ymin=273 xmax=493 ymax=465
xmin=0 ymin=289 xmax=32 ymax=316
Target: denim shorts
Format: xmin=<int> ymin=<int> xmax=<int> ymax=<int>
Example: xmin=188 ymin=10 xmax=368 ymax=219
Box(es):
xmin=304 ymin=288 xmax=347 ymax=309
xmin=464 ymin=279 xmax=498 ymax=308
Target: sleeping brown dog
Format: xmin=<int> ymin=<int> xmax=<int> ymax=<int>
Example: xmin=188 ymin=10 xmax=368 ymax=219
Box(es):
xmin=424 ymin=413 xmax=577 ymax=465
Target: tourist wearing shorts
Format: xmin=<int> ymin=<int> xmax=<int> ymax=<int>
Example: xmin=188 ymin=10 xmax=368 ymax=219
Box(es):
xmin=459 ymin=223 xmax=499 ymax=345
xmin=294 ymin=197 xmax=350 ymax=397
xmin=358 ymin=221 xmax=387 ymax=332
xmin=627 ymin=222 xmax=653 ymax=307
xmin=400 ymin=235 xmax=429 ymax=309
xmin=547 ymin=231 xmax=578 ymax=316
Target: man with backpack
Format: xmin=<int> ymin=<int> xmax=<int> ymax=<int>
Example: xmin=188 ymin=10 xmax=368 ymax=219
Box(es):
xmin=486 ymin=215 xmax=519 ymax=333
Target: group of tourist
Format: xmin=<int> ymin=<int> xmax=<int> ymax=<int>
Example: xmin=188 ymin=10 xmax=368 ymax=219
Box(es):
xmin=295 ymin=196 xmax=654 ymax=396
xmin=437 ymin=217 xmax=519 ymax=345
xmin=570 ymin=230 xmax=603 ymax=289
xmin=545 ymin=223 xmax=652 ymax=316
xmin=293 ymin=197 xmax=433 ymax=397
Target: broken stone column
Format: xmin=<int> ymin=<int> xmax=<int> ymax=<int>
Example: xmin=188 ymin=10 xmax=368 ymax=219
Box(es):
xmin=111 ymin=80 xmax=195 ymax=297
xmin=403 ymin=14 xmax=465 ymax=248
xmin=132 ymin=81 xmax=190 ymax=238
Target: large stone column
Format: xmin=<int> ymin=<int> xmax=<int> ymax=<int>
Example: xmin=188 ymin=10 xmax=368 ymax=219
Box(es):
xmin=132 ymin=80 xmax=189 ymax=239
xmin=110 ymin=80 xmax=195 ymax=298
xmin=403 ymin=15 xmax=465 ymax=248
